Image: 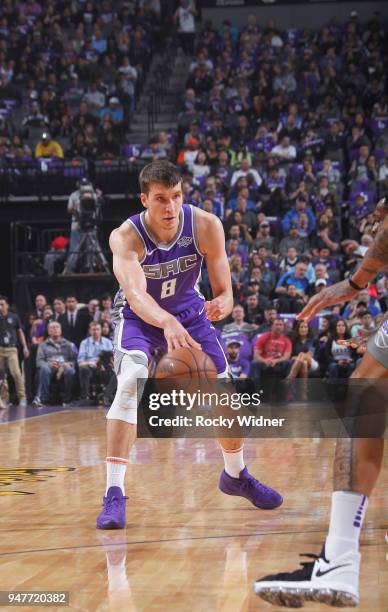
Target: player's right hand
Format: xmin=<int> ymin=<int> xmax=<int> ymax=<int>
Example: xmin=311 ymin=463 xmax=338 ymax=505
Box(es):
xmin=337 ymin=335 xmax=370 ymax=350
xmin=205 ymin=296 xmax=231 ymax=321
xmin=163 ymin=317 xmax=201 ymax=352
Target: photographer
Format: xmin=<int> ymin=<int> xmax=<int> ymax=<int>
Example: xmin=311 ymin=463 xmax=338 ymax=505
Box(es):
xmin=64 ymin=179 xmax=104 ymax=274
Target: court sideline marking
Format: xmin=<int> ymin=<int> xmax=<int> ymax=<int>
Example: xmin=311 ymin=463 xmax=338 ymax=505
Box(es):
xmin=0 ymin=526 xmax=384 ymax=558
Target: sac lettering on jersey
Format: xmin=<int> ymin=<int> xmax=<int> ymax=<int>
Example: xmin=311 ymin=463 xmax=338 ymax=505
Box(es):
xmin=143 ymin=254 xmax=198 ymax=279
xmin=117 ymin=205 xmax=205 ymax=317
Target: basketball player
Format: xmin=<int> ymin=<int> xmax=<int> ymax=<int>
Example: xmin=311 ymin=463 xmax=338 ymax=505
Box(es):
xmin=254 ymin=198 xmax=388 ymax=607
xmin=97 ymin=161 xmax=282 ymax=529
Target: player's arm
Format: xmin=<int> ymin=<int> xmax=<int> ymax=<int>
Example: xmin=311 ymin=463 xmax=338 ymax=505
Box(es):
xmin=297 ymin=206 xmax=388 ymax=321
xmin=195 ymin=209 xmax=233 ymax=322
xmin=351 ymin=210 xmax=388 ymax=286
xmin=110 ymin=223 xmax=200 ymax=352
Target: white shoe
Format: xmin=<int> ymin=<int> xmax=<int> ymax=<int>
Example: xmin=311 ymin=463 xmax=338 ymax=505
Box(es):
xmin=19 ymin=399 xmax=27 ymax=407
xmin=254 ymin=545 xmax=360 ymax=607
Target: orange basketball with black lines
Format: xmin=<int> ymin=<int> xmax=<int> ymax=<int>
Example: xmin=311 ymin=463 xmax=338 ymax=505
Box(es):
xmin=155 ymin=347 xmax=217 ymax=379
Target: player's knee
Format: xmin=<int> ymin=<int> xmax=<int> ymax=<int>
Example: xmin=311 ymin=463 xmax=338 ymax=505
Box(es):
xmin=107 ymin=355 xmax=148 ymax=424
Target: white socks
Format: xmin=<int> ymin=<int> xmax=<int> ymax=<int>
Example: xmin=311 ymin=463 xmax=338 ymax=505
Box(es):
xmin=325 ymin=491 xmax=368 ymax=559
xmin=106 ymin=457 xmax=128 ymax=495
xmin=221 ymin=445 xmax=245 ymax=478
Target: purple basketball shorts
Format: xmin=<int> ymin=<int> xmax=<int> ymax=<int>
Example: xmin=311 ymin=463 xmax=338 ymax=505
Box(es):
xmin=114 ymin=304 xmax=228 ymax=375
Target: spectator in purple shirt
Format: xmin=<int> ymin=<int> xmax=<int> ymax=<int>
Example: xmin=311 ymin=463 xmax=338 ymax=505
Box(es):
xmin=349 ymin=193 xmax=372 ymax=239
xmin=226 ymin=238 xmax=249 ymax=264
xmin=226 ymin=339 xmax=250 ymax=379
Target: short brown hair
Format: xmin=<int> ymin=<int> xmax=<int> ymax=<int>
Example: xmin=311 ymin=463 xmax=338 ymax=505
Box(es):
xmin=139 ymin=160 xmax=181 ymax=195
xmin=89 ymin=321 xmax=101 ymax=329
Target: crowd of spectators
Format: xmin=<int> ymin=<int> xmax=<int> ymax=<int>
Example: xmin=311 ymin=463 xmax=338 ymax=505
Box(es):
xmin=222 ymin=298 xmax=387 ymax=389
xmin=1 ymin=274 xmax=388 ymax=409
xmin=170 ymin=10 xmax=388 ymax=386
xmin=0 ymin=0 xmax=162 ymax=164
xmin=0 ymin=292 xmax=117 ymax=408
xmin=1 ymin=10 xmax=388 ymax=406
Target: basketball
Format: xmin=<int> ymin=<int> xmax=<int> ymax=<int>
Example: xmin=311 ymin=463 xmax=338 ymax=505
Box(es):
xmin=154 ymin=347 xmax=218 ymax=380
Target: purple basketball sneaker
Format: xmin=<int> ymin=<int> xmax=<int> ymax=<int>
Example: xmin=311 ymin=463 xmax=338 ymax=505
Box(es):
xmin=96 ymin=486 xmax=128 ymax=529
xmin=219 ymin=467 xmax=283 ymax=509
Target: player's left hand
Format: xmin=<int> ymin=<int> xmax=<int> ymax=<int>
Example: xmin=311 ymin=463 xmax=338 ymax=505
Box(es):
xmin=205 ymin=297 xmax=231 ymax=322
xmin=337 ymin=337 xmax=368 ymax=350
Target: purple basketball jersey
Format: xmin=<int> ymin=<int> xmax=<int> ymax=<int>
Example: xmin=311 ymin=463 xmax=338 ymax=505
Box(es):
xmin=114 ymin=204 xmax=205 ymax=320
xmin=112 ymin=204 xmax=228 ymax=374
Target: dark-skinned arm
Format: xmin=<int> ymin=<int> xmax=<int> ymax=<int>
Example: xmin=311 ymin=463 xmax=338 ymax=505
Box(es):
xmin=350 ymin=212 xmax=388 ymax=287
xmin=297 ymin=205 xmax=388 ymax=321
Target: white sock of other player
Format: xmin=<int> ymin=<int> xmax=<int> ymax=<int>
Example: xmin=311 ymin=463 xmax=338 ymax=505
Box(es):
xmin=221 ymin=445 xmax=245 ymax=478
xmin=106 ymin=457 xmax=129 ymax=495
xmin=325 ymin=491 xmax=368 ymax=559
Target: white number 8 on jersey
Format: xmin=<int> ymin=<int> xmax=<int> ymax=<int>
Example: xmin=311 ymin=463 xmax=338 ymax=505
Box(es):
xmin=161 ymin=278 xmax=177 ymax=299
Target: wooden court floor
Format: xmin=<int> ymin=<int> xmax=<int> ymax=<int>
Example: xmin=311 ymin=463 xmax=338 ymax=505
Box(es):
xmin=0 ymin=408 xmax=387 ymax=612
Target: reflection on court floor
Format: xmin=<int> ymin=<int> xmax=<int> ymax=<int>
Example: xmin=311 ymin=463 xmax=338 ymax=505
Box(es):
xmin=0 ymin=408 xmax=386 ymax=611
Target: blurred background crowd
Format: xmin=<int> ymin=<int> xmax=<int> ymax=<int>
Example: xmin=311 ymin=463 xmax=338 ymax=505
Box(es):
xmin=0 ymin=0 xmax=162 ymax=161
xmin=0 ymin=1 xmax=387 ymax=406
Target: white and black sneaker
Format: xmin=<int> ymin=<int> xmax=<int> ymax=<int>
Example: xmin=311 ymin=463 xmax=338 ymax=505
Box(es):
xmin=254 ymin=545 xmax=360 ymax=608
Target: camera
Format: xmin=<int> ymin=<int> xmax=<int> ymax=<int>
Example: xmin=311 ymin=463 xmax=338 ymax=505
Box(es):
xmin=78 ymin=184 xmax=100 ymax=231
xmin=64 ymin=179 xmax=109 ymax=274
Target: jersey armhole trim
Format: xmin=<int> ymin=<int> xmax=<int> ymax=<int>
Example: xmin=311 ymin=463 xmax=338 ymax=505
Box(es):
xmin=126 ymin=219 xmax=147 ymax=264
xmin=190 ymin=205 xmax=206 ymax=257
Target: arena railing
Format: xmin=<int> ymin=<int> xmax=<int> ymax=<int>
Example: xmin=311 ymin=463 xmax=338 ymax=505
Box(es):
xmin=0 ymin=158 xmax=145 ymax=201
xmin=11 ymin=220 xmax=112 ymax=278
